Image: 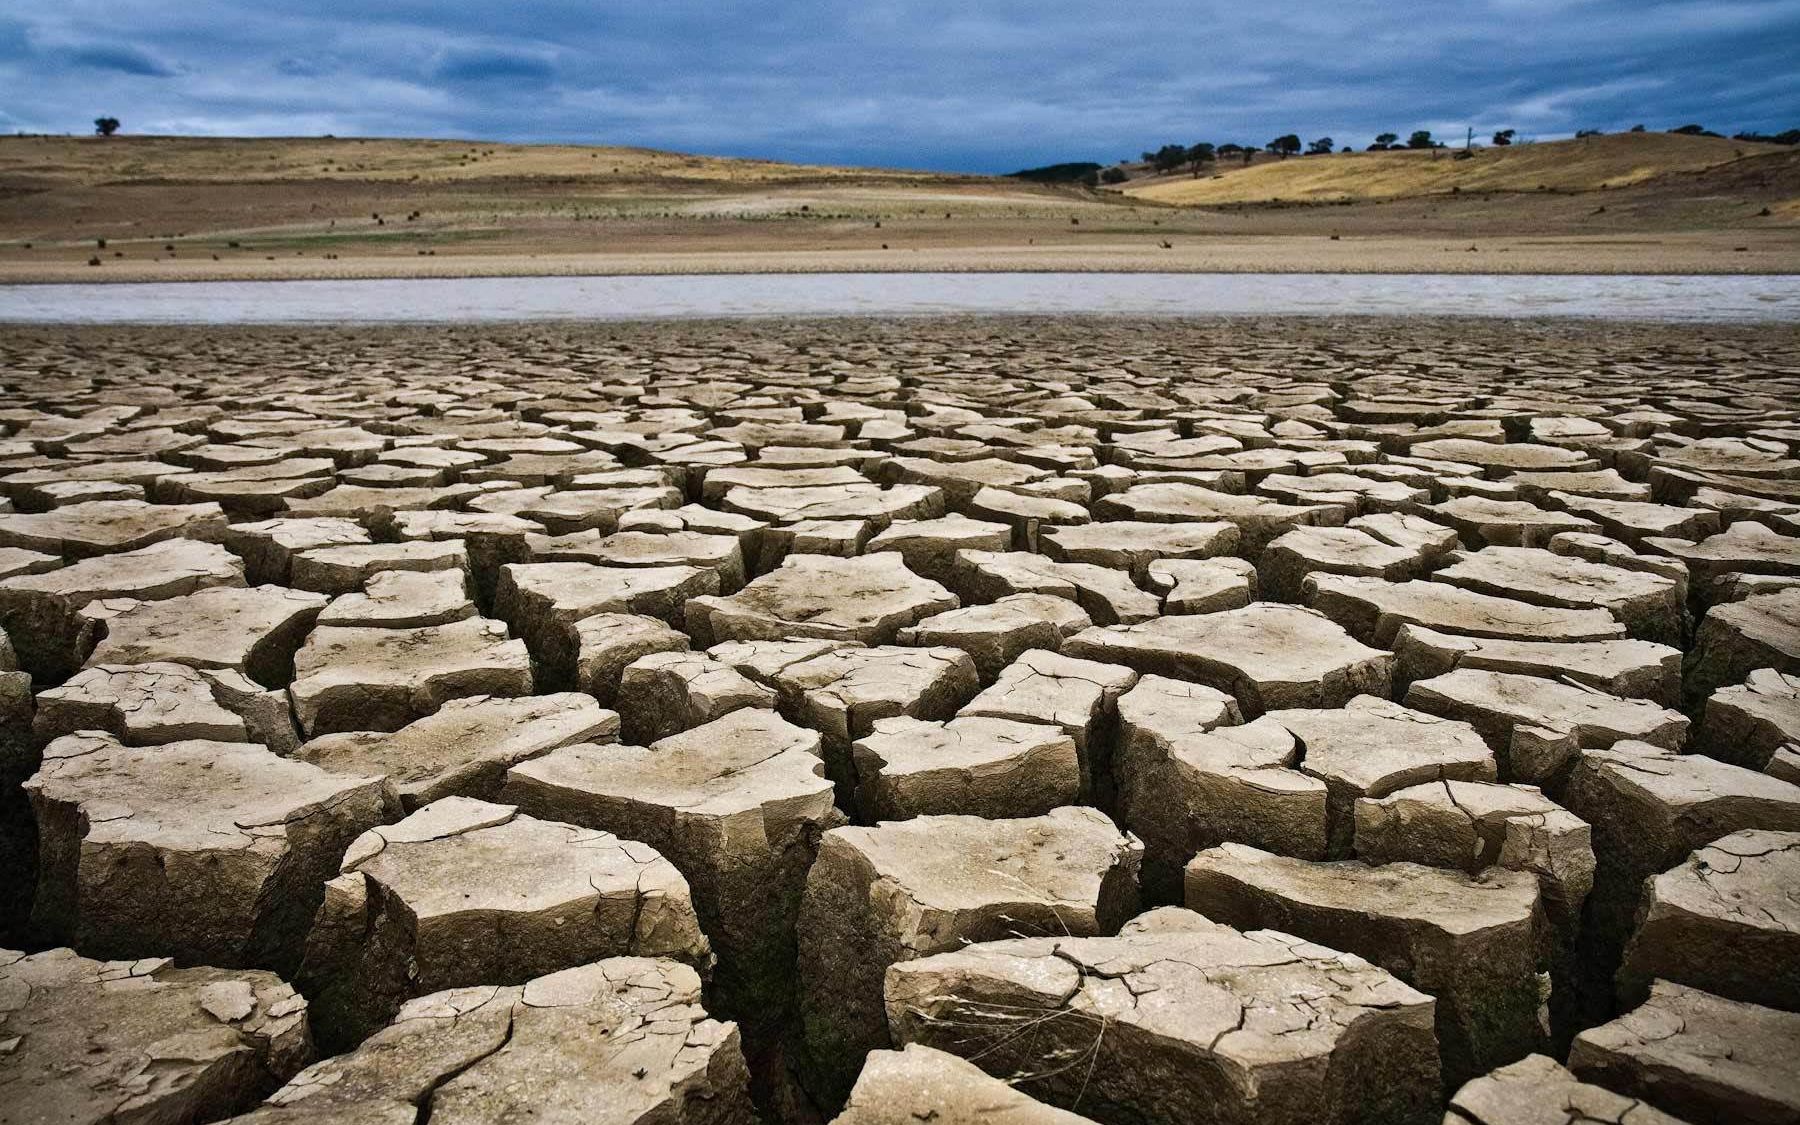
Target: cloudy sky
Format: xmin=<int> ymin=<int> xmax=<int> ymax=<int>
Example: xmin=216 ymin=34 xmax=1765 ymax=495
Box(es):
xmin=2 ymin=0 xmax=1796 ymax=172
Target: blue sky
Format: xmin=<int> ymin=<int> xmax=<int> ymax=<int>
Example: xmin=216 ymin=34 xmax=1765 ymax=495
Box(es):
xmin=2 ymin=1 xmax=1797 ymax=172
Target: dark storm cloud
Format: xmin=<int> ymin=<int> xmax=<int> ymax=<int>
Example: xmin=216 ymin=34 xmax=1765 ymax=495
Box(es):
xmin=1 ymin=0 xmax=1796 ymax=170
xmin=61 ymin=43 xmax=179 ymax=77
xmin=431 ymin=48 xmax=556 ymax=86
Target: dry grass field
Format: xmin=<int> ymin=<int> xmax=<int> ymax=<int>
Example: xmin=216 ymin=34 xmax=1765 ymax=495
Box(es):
xmin=1123 ymin=131 xmax=1791 ymax=204
xmin=1 ymin=131 xmax=1796 ymax=280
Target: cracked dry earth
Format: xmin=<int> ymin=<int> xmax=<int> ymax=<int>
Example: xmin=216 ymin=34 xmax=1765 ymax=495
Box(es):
xmin=2 ymin=316 xmax=1800 ymax=1125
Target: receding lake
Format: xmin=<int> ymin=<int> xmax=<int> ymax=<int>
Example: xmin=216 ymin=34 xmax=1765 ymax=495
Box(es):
xmin=1 ymin=272 xmax=1797 ymax=324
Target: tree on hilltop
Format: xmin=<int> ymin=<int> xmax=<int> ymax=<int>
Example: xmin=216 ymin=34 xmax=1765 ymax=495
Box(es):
xmin=1306 ymin=136 xmax=1334 ymax=154
xmin=1407 ymin=129 xmax=1436 ymax=149
xmin=1185 ymin=142 xmax=1215 ymax=175
xmin=1492 ymin=129 xmax=1516 ymax=145
xmin=1268 ymin=134 xmax=1301 ymax=157
xmin=94 ymin=117 xmax=120 ymax=136
xmin=1151 ymin=143 xmax=1189 ymax=173
xmin=1371 ymin=132 xmax=1398 ymax=150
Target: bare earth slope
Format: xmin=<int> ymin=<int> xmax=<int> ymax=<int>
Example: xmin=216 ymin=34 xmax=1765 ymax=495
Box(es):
xmin=1 ymin=132 xmax=1795 ymax=280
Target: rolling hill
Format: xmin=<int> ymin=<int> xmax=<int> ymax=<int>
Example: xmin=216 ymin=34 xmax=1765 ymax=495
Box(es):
xmin=0 ymin=134 xmax=955 ymax=188
xmin=0 ymin=130 xmax=1793 ymax=280
xmin=1123 ymin=132 xmax=1786 ymax=205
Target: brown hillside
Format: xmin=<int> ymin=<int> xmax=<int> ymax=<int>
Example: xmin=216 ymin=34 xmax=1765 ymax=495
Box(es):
xmin=0 ymin=134 xmax=952 ymax=188
xmin=1124 ymin=132 xmax=1783 ymax=205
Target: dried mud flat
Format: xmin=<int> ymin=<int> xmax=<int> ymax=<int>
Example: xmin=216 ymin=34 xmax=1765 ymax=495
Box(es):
xmin=2 ymin=314 xmax=1800 ymax=1125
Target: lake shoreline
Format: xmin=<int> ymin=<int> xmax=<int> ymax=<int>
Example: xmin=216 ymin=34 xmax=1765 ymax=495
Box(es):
xmin=3 ymin=229 xmax=1798 ymax=288
xmin=4 ymin=271 xmax=1797 ymax=325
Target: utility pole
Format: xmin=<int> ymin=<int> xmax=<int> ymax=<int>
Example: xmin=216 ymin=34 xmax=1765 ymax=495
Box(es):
xmin=1465 ymin=126 xmax=1473 ymax=151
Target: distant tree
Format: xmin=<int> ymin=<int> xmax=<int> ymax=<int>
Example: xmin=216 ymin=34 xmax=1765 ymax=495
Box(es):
xmin=1669 ymin=124 xmax=1706 ymax=135
xmin=1492 ymin=129 xmax=1516 ymax=146
xmin=1575 ymin=128 xmax=1605 ymax=138
xmin=1373 ymin=132 xmax=1398 ymax=149
xmin=1406 ymin=130 xmax=1435 ymax=149
xmin=1243 ymin=145 xmax=1255 ymax=164
xmin=1630 ymin=124 xmax=1647 ymax=132
xmin=93 ymin=117 xmax=120 ymax=136
xmin=1100 ymin=166 xmax=1129 ymax=184
xmin=1268 ymin=134 xmax=1302 ymax=157
xmin=1306 ymin=136 xmax=1334 ymax=154
xmin=1340 ymin=145 xmax=1352 ymax=152
xmin=1140 ymin=151 xmax=1156 ymax=163
xmin=1009 ymin=162 xmax=1103 ymax=184
xmin=1735 ymin=129 xmax=1800 ymax=146
xmin=1151 ymin=143 xmax=1189 ymax=173
xmin=1217 ymin=143 xmax=1244 ymax=156
xmin=1185 ymin=142 xmax=1215 ymax=175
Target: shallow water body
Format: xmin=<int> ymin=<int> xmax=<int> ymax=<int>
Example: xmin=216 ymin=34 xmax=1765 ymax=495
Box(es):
xmin=1 ymin=271 xmax=1798 ymax=324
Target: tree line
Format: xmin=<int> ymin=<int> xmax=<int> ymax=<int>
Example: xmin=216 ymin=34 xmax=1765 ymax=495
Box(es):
xmin=1057 ymin=121 xmax=1799 ymax=183
xmin=1124 ymin=128 xmax=1498 ymax=180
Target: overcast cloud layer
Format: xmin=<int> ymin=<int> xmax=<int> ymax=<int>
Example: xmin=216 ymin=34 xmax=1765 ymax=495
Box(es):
xmin=2 ymin=1 xmax=1797 ymax=172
